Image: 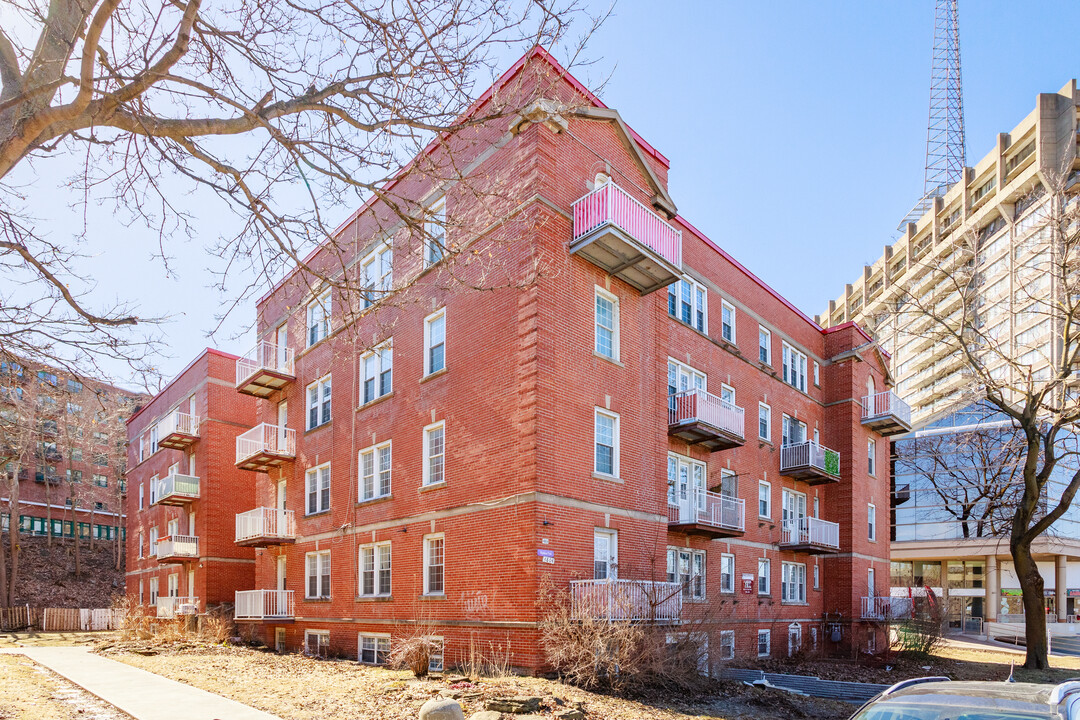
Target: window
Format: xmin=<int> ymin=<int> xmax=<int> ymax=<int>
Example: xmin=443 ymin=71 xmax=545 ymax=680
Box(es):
xmin=305 ymin=630 xmax=330 ymax=656
xmin=788 ymin=623 xmax=802 ymax=657
xmin=306 ymin=376 xmax=332 ymax=430
xmin=720 ymin=553 xmax=734 ymax=593
xmin=758 ymin=558 xmax=771 ymax=595
xmin=782 ymin=342 xmax=808 ymax=392
xmin=868 ymin=503 xmax=877 ymax=541
xmin=137 ymin=531 xmax=144 ymax=558
xmin=758 ymin=402 xmax=770 ymax=441
xmin=719 ymin=631 xmax=735 ymax=660
xmin=67 ymin=379 xmax=82 ymax=393
xmin=424 ymin=309 xmax=446 ymax=375
xmin=758 ymin=326 xmax=771 ymax=364
xmin=668 ymin=276 xmax=707 ymax=332
xmin=423 ymin=534 xmax=444 ymax=595
xmin=358 ymin=543 xmax=391 ymax=597
xmin=138 ymin=483 xmax=144 ymax=510
xmin=593 ymin=409 xmax=619 ymax=477
xmin=868 ymin=567 xmax=876 ymax=598
xmin=721 ymin=301 xmax=736 ymax=343
xmin=668 ymin=359 xmax=706 ymax=402
xmin=667 ymin=547 xmax=706 ymax=600
xmin=305 ymin=550 xmax=331 ymax=599
xmin=781 ymin=562 xmax=807 ymax=603
xmin=360 ymin=341 xmax=392 ymax=404
xmin=427 ymin=637 xmax=444 ymax=673
xmin=667 ymin=453 xmax=707 ymax=511
xmin=758 ymin=481 xmax=771 ymax=519
xmin=37 ymin=370 xmax=57 ymax=386
xmin=813 ymin=361 xmax=820 ymax=387
xmin=358 ymin=634 xmax=391 ymax=665
xmin=757 ymin=629 xmax=771 ymax=657
xmin=305 ymin=463 xmax=331 ymax=515
xmin=149 ymin=527 xmax=158 ymax=556
xmin=360 ymin=244 xmax=393 ymax=309
xmin=149 ymin=425 xmax=159 ymax=455
xmin=781 ymin=415 xmax=807 ymax=447
xmin=359 ymin=442 xmax=391 ymax=501
xmin=425 ymin=199 xmax=446 ymax=267
xmin=594 ymin=287 xmax=619 ymax=360
xmin=307 ymin=289 xmax=331 ymax=346
xmin=71 ymin=448 xmax=83 ymax=462
xmin=149 ymin=578 xmax=159 ymax=605
xmin=422 ymin=422 xmax=445 ymax=487
xmin=593 ymin=529 xmax=617 ymax=580
xmin=813 ymin=564 xmax=820 ymax=590
xmin=92 ymin=474 xmax=107 ymax=488
xmin=867 ymin=438 xmax=876 ymax=476
xmin=67 ymin=402 xmax=82 ymax=415
xmin=92 ymin=452 xmax=108 ymax=467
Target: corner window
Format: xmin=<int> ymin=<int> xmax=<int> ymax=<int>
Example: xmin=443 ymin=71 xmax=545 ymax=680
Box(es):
xmin=306 ymin=376 xmax=331 ymax=430
xmin=305 ymin=550 xmax=331 ymax=599
xmin=782 ymin=342 xmax=808 ymax=392
xmin=424 ymin=309 xmax=446 ymax=376
xmin=593 ymin=409 xmax=619 ymax=477
xmin=758 ymin=481 xmax=771 ymax=519
xmin=720 ymin=553 xmax=735 ymax=593
xmin=758 ymin=402 xmax=770 ymax=441
xmin=425 ymin=199 xmax=446 ymax=267
xmin=758 ymin=326 xmax=771 ymax=364
xmin=721 ymin=301 xmax=736 ymax=343
xmin=758 ymin=558 xmax=771 ymax=595
xmin=307 ymin=289 xmax=331 ymax=347
xmin=423 ymin=534 xmax=445 ymax=595
xmin=667 ymin=276 xmax=707 ymax=332
xmin=360 ymin=244 xmax=393 ymax=309
xmin=594 ymin=287 xmax=619 ymax=361
xmin=305 ymin=463 xmax=331 ymax=515
xmin=358 ymin=542 xmax=391 ymax=597
xmin=422 ymin=422 xmax=445 ymax=487
xmin=358 ymin=442 xmax=391 ymax=501
xmin=360 ymin=341 xmax=392 ymax=405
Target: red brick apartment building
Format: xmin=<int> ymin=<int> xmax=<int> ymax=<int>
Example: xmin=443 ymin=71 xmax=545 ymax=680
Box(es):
xmin=127 ymin=47 xmax=907 ymax=669
xmin=124 ymin=349 xmax=259 ymax=617
xmin=1 ymin=357 xmax=144 ymax=542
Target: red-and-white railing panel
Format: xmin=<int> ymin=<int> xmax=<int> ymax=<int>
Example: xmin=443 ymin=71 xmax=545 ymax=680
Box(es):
xmin=668 ymin=388 xmax=745 ymax=439
xmin=235 ymin=589 xmax=295 ymax=620
xmin=668 ymin=489 xmax=744 ymax=532
xmin=235 ymin=508 xmax=296 ymax=543
xmin=572 ymin=181 xmax=682 ymax=267
xmin=236 ymin=340 xmax=295 ymax=386
xmin=862 ymin=390 xmax=912 ymax=426
xmin=780 ymin=517 xmax=840 ymax=549
xmin=570 ymin=579 xmax=682 ymax=622
xmin=236 ymin=423 xmax=296 ymax=464
xmin=862 ymin=596 xmax=914 ymax=620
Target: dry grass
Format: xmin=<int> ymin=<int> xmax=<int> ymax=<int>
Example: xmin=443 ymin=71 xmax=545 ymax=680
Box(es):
xmin=0 ymin=654 xmax=128 ymax=720
xmin=0 ymin=630 xmax=113 ymax=648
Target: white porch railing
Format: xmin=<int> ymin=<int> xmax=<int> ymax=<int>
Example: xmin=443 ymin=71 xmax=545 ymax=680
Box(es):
xmin=668 ymin=489 xmax=744 ymax=532
xmin=157 ymin=409 xmax=200 ymax=438
xmin=570 ymin=579 xmax=682 ymax=622
xmin=235 ymin=589 xmax=295 ymax=620
xmin=780 ymin=517 xmax=840 ymax=550
xmin=156 ymin=596 xmax=199 ymax=619
xmin=780 ymin=440 xmax=840 ymax=477
xmin=156 ymin=535 xmax=199 ymax=559
xmin=861 ymin=596 xmax=913 ymax=620
xmin=668 ymin=388 xmax=745 ymax=439
xmin=235 ymin=508 xmax=296 ymax=543
xmin=151 ymin=473 xmax=200 ymax=504
xmin=571 ymin=181 xmax=682 ymax=267
xmin=236 ymin=423 xmax=295 ymax=465
xmin=861 ymin=390 xmax=912 ymax=426
xmin=236 ymin=340 xmax=295 ymax=386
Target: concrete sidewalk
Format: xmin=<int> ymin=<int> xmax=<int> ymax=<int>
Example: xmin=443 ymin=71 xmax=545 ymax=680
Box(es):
xmin=9 ymin=646 xmax=282 ymax=720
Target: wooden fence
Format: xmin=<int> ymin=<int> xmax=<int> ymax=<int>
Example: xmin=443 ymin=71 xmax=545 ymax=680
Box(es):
xmin=0 ymin=605 xmax=121 ymax=631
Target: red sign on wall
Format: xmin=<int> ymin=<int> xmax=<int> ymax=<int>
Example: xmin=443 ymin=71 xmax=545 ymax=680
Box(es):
xmin=742 ymin=574 xmax=754 ymax=594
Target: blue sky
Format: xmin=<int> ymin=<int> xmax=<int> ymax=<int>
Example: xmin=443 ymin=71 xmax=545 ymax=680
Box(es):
xmin=43 ymin=1 xmax=1080 ymax=385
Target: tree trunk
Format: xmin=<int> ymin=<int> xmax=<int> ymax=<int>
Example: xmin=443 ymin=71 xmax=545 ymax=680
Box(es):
xmin=73 ymin=518 xmax=81 ymax=578
xmin=1013 ymin=538 xmax=1049 ymax=669
xmin=0 ymin=526 xmax=8 ymax=609
xmin=44 ymin=476 xmax=53 ymax=548
xmin=7 ymin=475 xmax=18 ymax=607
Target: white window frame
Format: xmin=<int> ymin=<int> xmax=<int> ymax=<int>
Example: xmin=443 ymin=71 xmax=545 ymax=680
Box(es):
xmin=868 ymin=502 xmax=877 ymax=541
xmin=306 ymin=375 xmax=332 ymax=431
xmin=424 ymin=308 xmax=447 ymax=376
xmin=814 ymin=564 xmax=820 ymax=590
xmin=758 ymin=402 xmax=771 ymax=442
xmin=719 ymin=630 xmax=735 ymax=660
xmin=721 ymin=300 xmax=736 ymax=343
xmin=423 ymin=534 xmax=445 ymax=596
xmin=758 ymin=480 xmax=771 ymax=519
xmin=360 ymin=243 xmax=393 ymax=309
xmin=307 ymin=289 xmax=331 ymax=347
xmin=305 ymin=462 xmax=331 ymax=516
xmin=868 ymin=567 xmax=876 ymax=598
xmin=788 ymin=623 xmax=802 ymax=657
xmin=758 ymin=325 xmax=771 ymax=364
xmin=427 ymin=636 xmax=444 ymax=673
xmin=782 ymin=561 xmax=807 ymax=604
xmin=358 ymin=441 xmax=392 ymax=501
xmin=668 ymin=276 xmax=708 ymax=333
xmin=305 ymin=550 xmax=331 ymax=600
xmin=758 ymin=557 xmax=771 ymax=596
xmin=594 ymin=286 xmax=620 ymax=361
xmin=305 ymin=629 xmax=330 ymax=656
xmin=813 ymin=361 xmax=820 ymax=387
xmin=422 ymin=421 xmax=446 ymax=487
xmin=149 ymin=526 xmax=158 ymax=556
xmin=358 ymin=633 xmax=391 ymax=665
xmin=593 ymin=408 xmax=620 ymax=478
xmin=358 ymin=542 xmax=392 ymax=597
xmin=425 ymin=198 xmax=446 ymax=267
xmin=720 ymin=553 xmax=735 ymax=594
xmin=149 ymin=577 xmax=159 ymax=605
xmin=360 ymin=340 xmax=393 ymax=405
xmin=868 ymin=438 xmax=876 ymax=476
xmin=757 ymin=629 xmax=771 ymax=657
xmin=593 ymin=528 xmax=618 ymax=580
xmin=782 ymin=341 xmax=808 ymax=392
xmin=138 ymin=483 xmax=144 ymax=510
xmin=667 ymin=546 xmax=706 ymax=601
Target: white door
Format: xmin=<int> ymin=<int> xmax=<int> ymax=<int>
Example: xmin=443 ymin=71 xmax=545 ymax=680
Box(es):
xmin=188 ymin=511 xmax=195 ymax=535
xmin=167 ymin=573 xmax=179 ymax=598
xmin=593 ymin=530 xmax=617 ymax=580
xmin=275 ymin=324 xmax=288 ymax=370
xmin=187 ymin=569 xmax=195 ymax=599
xmin=276 ymin=480 xmax=287 ymax=510
xmin=868 ymin=568 xmax=876 ymax=598
xmin=168 ymin=461 xmax=179 ymax=478
xmin=167 ymin=519 xmax=179 ymax=538
xmin=188 ymin=452 xmax=196 ymax=475
xmin=276 ymin=480 xmax=288 ymax=534
xmin=276 ymin=556 xmax=287 ymax=591
xmin=188 ymin=394 xmax=196 ymax=417
xmin=277 ymin=401 xmax=288 ymax=449
xmin=782 ymin=490 xmax=806 ymax=540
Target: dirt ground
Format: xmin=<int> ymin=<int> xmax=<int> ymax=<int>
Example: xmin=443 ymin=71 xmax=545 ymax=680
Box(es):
xmin=0 ymin=630 xmax=108 ymax=648
xmin=0 ymin=654 xmax=130 ymax=720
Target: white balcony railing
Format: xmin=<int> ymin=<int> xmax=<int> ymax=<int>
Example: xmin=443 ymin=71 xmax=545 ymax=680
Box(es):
xmin=236 ymin=340 xmax=295 ymax=386
xmin=156 ymin=535 xmax=199 ymax=559
xmin=157 ymin=409 xmax=200 ymax=439
xmin=236 ymin=423 xmax=296 ymax=465
xmin=151 ymin=473 xmax=200 ymax=504
xmin=861 ymin=390 xmax=912 ymax=427
xmin=780 ymin=517 xmax=840 ymax=550
xmin=570 ymin=579 xmax=682 ymax=622
xmin=235 ymin=508 xmax=297 ymax=544
xmin=668 ymin=388 xmax=745 ymax=440
xmin=668 ymin=489 xmax=744 ymax=532
xmin=572 ymin=181 xmax=682 ymax=267
xmin=234 ymin=589 xmax=295 ymax=620
xmin=780 ymin=440 xmax=840 ymax=478
xmin=861 ymin=596 xmax=914 ymax=620
xmin=156 ymin=596 xmax=200 ymax=619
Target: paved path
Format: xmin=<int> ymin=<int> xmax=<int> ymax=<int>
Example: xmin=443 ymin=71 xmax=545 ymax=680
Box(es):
xmin=8 ymin=646 xmax=283 ymax=720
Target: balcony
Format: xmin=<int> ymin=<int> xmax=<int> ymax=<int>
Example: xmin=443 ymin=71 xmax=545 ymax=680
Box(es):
xmin=150 ymin=472 xmax=200 ymax=507
xmin=668 ymin=389 xmax=745 ymax=451
xmin=234 ymin=589 xmax=295 ymax=621
xmin=668 ymin=489 xmax=744 ymax=538
xmin=779 ymin=441 xmax=840 ymax=485
xmin=235 ymin=507 xmax=297 ymax=548
xmin=156 ymin=535 xmax=199 ymax=564
xmin=570 ymin=579 xmax=681 ymax=623
xmin=236 ymin=423 xmax=295 ymax=472
xmin=156 ymin=596 xmax=200 ymax=619
xmin=861 ymin=391 xmax=913 ymax=437
xmin=157 ymin=410 xmax=200 ymax=450
xmin=861 ymin=596 xmax=914 ymax=621
xmin=779 ymin=517 xmax=840 ymax=554
xmin=571 ymin=181 xmax=681 ymax=294
xmin=236 ymin=340 xmax=295 ymax=398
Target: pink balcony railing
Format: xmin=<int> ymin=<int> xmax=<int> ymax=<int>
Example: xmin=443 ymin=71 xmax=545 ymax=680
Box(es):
xmin=572 ymin=181 xmax=681 ymax=268
xmin=668 ymin=388 xmax=745 ymax=440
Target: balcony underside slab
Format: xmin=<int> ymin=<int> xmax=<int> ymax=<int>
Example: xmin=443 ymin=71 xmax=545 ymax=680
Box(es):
xmin=667 ymin=522 xmax=744 ymax=539
xmin=237 ymin=369 xmax=293 ymax=398
xmin=778 ymin=542 xmax=839 ymax=555
xmin=236 ymin=535 xmax=297 ymax=549
xmin=236 ymin=451 xmax=293 ymax=472
xmin=570 ymin=225 xmax=680 ymax=295
xmin=158 ymin=432 xmax=198 ymax=450
xmin=862 ymin=414 xmax=912 ymax=437
xmin=668 ymin=421 xmax=744 ymax=451
xmin=782 ymin=466 xmax=840 ymax=485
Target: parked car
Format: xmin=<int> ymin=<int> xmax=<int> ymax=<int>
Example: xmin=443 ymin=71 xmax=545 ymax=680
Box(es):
xmin=848 ymin=677 xmax=1080 ymax=719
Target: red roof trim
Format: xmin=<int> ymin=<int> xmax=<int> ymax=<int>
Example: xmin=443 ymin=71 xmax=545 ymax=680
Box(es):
xmin=126 ymin=348 xmax=236 ymax=426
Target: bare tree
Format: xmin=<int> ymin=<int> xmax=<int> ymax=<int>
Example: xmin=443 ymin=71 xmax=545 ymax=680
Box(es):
xmin=0 ymin=0 xmax=601 ymax=379
xmin=884 ymin=163 xmax=1080 ymax=668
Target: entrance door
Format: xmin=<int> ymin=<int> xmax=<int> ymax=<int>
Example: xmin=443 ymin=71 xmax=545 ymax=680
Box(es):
xmin=187 ymin=569 xmax=195 ymax=599
xmin=670 ymin=457 xmax=705 ymax=524
xmin=276 ymin=400 xmax=288 ymax=449
xmin=275 ymin=324 xmax=288 ymax=370
xmin=782 ymin=489 xmax=807 ymax=540
xmin=276 ymin=556 xmax=287 ymax=590
xmin=593 ymin=530 xmax=617 ymax=580
xmin=167 ymin=573 xmax=179 ymax=598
